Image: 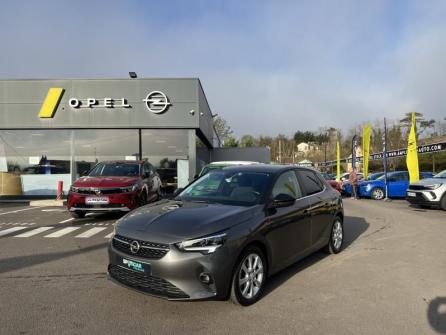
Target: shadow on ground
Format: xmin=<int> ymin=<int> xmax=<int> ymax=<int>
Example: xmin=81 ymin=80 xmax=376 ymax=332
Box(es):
xmin=0 ymin=242 xmax=108 ymax=275
xmin=263 ymin=215 xmax=369 ymax=298
xmin=428 ymin=297 xmax=446 ymax=334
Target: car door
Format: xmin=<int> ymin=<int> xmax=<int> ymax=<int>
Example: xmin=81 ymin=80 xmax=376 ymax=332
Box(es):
xmin=389 ymin=172 xmax=409 ymax=197
xmin=296 ymin=169 xmax=332 ymax=247
xmin=265 ymin=170 xmax=312 ymax=271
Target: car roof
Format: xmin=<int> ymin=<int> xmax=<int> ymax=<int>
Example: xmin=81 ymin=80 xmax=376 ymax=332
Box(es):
xmin=98 ymin=160 xmax=144 ymax=164
xmin=219 ymin=164 xmax=318 ymax=175
xmin=207 ymin=161 xmax=259 ymax=166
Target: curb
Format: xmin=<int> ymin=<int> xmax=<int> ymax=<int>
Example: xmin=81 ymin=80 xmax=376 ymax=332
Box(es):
xmin=29 ymin=200 xmax=66 ymax=207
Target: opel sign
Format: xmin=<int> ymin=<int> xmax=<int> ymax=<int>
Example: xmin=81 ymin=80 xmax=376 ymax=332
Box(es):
xmin=143 ymin=91 xmax=171 ymax=114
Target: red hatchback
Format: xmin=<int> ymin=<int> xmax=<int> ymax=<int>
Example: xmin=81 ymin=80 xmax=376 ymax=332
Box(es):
xmin=67 ymin=161 xmax=161 ymax=218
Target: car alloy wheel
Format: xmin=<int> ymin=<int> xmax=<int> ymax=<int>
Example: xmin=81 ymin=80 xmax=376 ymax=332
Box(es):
xmin=371 ymin=187 xmax=384 ymax=200
xmin=326 ymin=217 xmax=343 ymax=254
xmin=231 ymin=246 xmax=266 ymax=306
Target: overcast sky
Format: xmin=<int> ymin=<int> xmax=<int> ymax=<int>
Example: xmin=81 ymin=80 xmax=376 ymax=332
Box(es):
xmin=1 ymin=0 xmax=445 ymax=137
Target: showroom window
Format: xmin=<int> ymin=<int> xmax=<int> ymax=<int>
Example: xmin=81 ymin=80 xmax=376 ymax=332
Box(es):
xmin=0 ymin=130 xmax=72 ymax=196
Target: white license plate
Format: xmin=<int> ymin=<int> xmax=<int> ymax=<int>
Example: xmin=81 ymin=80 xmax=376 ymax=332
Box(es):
xmin=85 ymin=196 xmax=109 ymax=205
xmin=407 ymin=192 xmax=416 ymax=197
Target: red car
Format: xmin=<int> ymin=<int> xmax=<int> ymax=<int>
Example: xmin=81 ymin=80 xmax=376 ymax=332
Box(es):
xmin=67 ymin=161 xmax=161 ymax=218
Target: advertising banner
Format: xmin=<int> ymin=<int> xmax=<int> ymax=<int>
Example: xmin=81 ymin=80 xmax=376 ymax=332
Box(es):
xmin=362 ymin=124 xmax=371 ymax=179
xmin=406 ymin=112 xmax=420 ymax=183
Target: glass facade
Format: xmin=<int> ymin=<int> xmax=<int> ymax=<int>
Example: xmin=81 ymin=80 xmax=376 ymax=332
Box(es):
xmin=0 ymin=129 xmax=193 ymax=197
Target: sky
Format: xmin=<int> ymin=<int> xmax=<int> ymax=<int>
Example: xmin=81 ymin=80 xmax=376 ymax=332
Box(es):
xmin=1 ymin=0 xmax=446 ymax=137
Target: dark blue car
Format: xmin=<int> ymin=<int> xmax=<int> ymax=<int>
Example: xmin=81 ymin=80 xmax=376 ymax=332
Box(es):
xmin=345 ymin=171 xmax=434 ymax=200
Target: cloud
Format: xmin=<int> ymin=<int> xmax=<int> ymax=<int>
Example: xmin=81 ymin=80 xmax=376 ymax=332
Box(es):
xmin=1 ymin=0 xmax=446 ymax=137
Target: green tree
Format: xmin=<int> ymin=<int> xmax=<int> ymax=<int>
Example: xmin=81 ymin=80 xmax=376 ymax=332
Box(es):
xmin=240 ymin=135 xmax=255 ymax=147
xmin=213 ymin=116 xmax=233 ymax=143
xmin=400 ymin=112 xmax=435 ymax=139
xmin=223 ymin=136 xmax=239 ymax=148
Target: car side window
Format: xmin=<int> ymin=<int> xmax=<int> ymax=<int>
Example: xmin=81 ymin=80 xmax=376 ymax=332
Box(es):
xmin=272 ymin=171 xmax=302 ymax=199
xmin=296 ymin=170 xmax=324 ymax=196
xmin=142 ymin=164 xmax=150 ymax=177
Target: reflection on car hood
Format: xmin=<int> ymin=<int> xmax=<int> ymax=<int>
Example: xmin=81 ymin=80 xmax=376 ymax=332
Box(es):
xmin=115 ymin=199 xmax=262 ymax=244
xmin=410 ymin=178 xmax=446 ymax=186
xmin=73 ymin=176 xmax=139 ymax=188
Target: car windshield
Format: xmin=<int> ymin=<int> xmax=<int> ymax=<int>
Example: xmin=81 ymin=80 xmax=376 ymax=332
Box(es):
xmin=88 ymin=163 xmax=140 ymax=177
xmin=178 ymin=170 xmax=272 ymax=206
xmin=199 ymin=165 xmax=224 ymax=177
xmin=434 ymin=170 xmax=446 ymax=179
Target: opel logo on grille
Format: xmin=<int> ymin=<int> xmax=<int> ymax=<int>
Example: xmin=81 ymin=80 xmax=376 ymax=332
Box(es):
xmin=130 ymin=240 xmax=140 ymax=254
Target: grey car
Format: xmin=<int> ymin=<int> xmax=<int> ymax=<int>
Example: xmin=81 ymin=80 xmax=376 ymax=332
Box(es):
xmin=406 ymin=169 xmax=446 ymax=210
xmin=108 ymin=165 xmax=344 ymax=305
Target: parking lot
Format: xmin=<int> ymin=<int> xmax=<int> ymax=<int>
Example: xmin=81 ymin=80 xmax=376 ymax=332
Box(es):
xmin=0 ymin=199 xmax=445 ymax=335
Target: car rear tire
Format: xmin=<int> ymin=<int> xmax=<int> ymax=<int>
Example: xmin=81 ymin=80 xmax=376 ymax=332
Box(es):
xmin=325 ymin=216 xmax=344 ymax=254
xmin=70 ymin=211 xmax=86 ymax=219
xmin=371 ymin=187 xmax=385 ymax=200
xmin=440 ymin=194 xmax=446 ymax=211
xmin=230 ymin=246 xmax=267 ymax=306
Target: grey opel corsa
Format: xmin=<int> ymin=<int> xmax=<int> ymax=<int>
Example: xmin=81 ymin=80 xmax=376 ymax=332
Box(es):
xmin=108 ymin=165 xmax=344 ymax=306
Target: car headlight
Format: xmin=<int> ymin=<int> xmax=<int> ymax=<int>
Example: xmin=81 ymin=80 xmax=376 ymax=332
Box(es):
xmin=121 ymin=184 xmax=138 ymax=192
xmin=176 ymin=232 xmax=227 ymax=254
xmin=424 ymin=184 xmax=442 ymax=190
xmin=70 ymin=186 xmax=79 ymax=193
xmin=365 ymin=184 xmax=372 ymax=192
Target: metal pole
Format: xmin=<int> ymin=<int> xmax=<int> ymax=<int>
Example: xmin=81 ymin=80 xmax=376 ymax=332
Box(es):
xmin=383 ymin=118 xmax=390 ymax=201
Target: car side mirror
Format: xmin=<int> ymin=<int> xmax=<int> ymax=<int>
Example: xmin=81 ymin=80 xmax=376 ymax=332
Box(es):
xmin=271 ymin=193 xmax=295 ymax=208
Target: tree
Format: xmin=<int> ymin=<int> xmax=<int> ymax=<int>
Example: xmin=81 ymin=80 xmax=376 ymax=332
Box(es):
xmin=400 ymin=112 xmax=435 ymax=139
xmin=293 ymin=131 xmax=315 ymax=144
xmin=240 ymin=135 xmax=255 ymax=147
xmin=213 ymin=116 xmax=233 ymax=143
xmin=223 ymin=136 xmax=239 ymax=148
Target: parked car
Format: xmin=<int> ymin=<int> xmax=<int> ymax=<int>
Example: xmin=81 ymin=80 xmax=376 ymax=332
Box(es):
xmin=321 ymin=172 xmax=342 ymax=193
xmin=340 ymin=172 xmax=363 ymax=182
xmin=108 ymin=165 xmax=344 ymax=306
xmin=67 ymin=161 xmax=161 ymax=218
xmin=354 ymin=171 xmax=434 ymax=200
xmin=198 ymin=161 xmax=259 ymax=177
xmin=343 ymin=171 xmax=384 ymax=195
xmin=406 ymin=169 xmax=446 ymax=210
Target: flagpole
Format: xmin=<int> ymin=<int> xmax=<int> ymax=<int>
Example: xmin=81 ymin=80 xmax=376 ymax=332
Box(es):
xmin=383 ymin=118 xmax=390 ymax=201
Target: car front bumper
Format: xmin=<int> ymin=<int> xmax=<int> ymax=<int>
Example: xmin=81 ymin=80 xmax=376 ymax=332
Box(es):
xmin=107 ymin=238 xmax=235 ymax=301
xmin=67 ymin=192 xmax=139 ymax=212
xmin=406 ymin=190 xmax=441 ymax=207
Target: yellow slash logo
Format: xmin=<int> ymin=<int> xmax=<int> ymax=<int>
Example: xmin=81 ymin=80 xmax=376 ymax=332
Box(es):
xmin=38 ymin=88 xmax=64 ymax=118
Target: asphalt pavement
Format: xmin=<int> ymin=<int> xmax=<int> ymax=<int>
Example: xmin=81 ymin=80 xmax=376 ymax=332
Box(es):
xmin=0 ymin=199 xmax=445 ymax=335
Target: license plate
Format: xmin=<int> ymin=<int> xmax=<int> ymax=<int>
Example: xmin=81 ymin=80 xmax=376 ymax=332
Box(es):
xmin=407 ymin=192 xmax=416 ymax=197
xmin=120 ymin=257 xmax=150 ymax=275
xmin=85 ymin=196 xmax=109 ymax=205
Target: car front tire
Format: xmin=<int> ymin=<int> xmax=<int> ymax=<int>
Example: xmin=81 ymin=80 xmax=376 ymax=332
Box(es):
xmin=230 ymin=246 xmax=267 ymax=306
xmin=325 ymin=217 xmax=344 ymax=254
xmin=371 ymin=187 xmax=385 ymax=200
xmin=440 ymin=194 xmax=446 ymax=211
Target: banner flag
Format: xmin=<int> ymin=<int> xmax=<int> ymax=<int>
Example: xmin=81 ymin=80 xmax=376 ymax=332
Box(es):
xmin=337 ymin=141 xmax=341 ymax=182
xmin=362 ymin=124 xmax=371 ymax=179
xmin=406 ymin=112 xmax=420 ymax=183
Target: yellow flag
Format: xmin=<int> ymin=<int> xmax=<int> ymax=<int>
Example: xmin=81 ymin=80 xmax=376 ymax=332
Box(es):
xmin=337 ymin=141 xmax=341 ymax=182
xmin=406 ymin=112 xmax=419 ymax=183
xmin=362 ymin=124 xmax=371 ymax=179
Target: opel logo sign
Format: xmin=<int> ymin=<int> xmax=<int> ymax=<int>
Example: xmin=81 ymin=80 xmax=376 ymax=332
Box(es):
xmin=143 ymin=91 xmax=171 ymax=114
xmin=130 ymin=240 xmax=140 ymax=254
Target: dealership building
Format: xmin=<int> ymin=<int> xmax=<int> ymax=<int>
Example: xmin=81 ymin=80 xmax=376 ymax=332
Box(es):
xmin=0 ymin=78 xmax=269 ymax=198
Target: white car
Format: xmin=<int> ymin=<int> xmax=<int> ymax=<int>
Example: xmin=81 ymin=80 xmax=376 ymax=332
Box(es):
xmin=406 ymin=170 xmax=446 ymax=210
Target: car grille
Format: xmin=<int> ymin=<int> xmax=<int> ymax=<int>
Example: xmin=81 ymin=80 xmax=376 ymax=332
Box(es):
xmin=108 ymin=264 xmax=189 ymax=299
xmin=112 ymin=235 xmax=170 ymax=259
xmin=76 ymin=187 xmax=125 ymax=195
xmin=73 ymin=203 xmax=126 ymax=209
xmin=408 ymin=185 xmax=431 ymax=191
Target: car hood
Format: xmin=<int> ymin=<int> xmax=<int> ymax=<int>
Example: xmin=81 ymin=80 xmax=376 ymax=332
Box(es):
xmin=73 ymin=176 xmax=139 ymax=188
xmin=115 ymin=199 xmax=262 ymax=244
xmin=410 ymin=178 xmax=446 ymax=186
